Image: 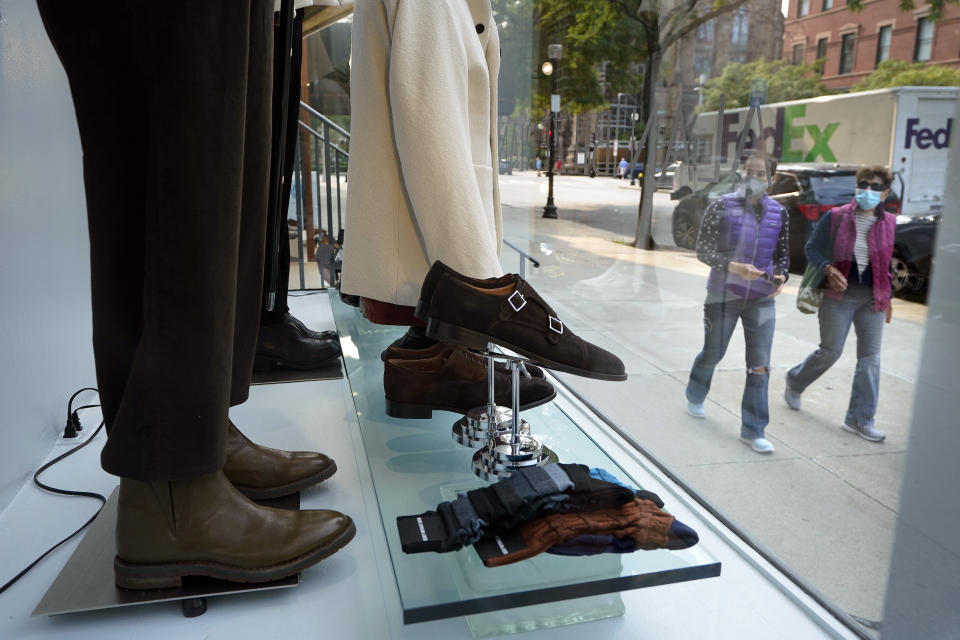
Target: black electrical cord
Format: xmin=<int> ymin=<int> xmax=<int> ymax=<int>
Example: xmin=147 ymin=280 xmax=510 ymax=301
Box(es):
xmin=0 ymin=391 xmax=106 ymax=596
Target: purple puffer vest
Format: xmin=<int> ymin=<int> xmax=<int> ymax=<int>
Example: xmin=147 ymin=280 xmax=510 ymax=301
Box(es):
xmin=706 ymin=193 xmax=783 ymax=300
xmin=826 ymin=200 xmax=896 ymax=312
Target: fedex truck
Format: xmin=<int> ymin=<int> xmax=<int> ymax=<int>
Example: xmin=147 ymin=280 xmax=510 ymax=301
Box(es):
xmin=675 ymin=86 xmax=956 ymax=215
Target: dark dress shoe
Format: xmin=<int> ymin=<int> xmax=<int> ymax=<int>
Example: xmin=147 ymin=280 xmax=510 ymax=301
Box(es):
xmin=223 ymin=421 xmax=337 ymax=499
xmin=381 ymin=339 xmax=546 ymax=379
xmin=283 ymin=312 xmax=337 ymax=341
xmin=425 ymin=271 xmax=627 ymax=381
xmin=114 ymin=470 xmax=355 ymax=589
xmin=255 ymin=315 xmax=341 ymax=371
xmin=383 ymin=346 xmax=557 ymax=419
xmin=414 ymin=260 xmax=511 ymax=322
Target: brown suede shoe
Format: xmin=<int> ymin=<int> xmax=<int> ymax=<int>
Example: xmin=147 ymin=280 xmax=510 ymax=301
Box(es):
xmin=425 ymin=271 xmax=626 ymax=381
xmin=223 ymin=422 xmax=337 ymax=500
xmin=254 ymin=315 xmax=341 ymax=372
xmin=414 ymin=260 xmax=511 ymax=322
xmin=114 ymin=470 xmax=355 ymax=589
xmin=380 ymin=339 xmax=546 ymax=379
xmin=383 ymin=347 xmax=556 ymax=419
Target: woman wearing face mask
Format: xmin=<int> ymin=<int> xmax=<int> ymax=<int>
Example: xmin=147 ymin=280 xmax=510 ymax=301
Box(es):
xmin=685 ymin=154 xmax=789 ymax=454
xmin=784 ymin=166 xmax=896 ymax=443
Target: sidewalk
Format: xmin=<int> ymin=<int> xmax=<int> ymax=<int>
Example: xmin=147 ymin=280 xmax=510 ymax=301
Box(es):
xmin=497 ymin=172 xmax=925 ymax=627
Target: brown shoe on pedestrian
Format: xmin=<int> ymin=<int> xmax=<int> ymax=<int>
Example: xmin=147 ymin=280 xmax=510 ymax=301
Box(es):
xmin=114 ymin=470 xmax=355 ymax=590
xmin=223 ymin=422 xmax=337 ymax=500
xmin=383 ymin=346 xmax=557 ymax=419
xmin=423 ymin=268 xmax=627 ymax=381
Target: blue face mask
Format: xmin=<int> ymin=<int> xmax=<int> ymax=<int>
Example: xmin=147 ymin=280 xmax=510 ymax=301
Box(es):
xmin=855 ymin=189 xmax=883 ymax=211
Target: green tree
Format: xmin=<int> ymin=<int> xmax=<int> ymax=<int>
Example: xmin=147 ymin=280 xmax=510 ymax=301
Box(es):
xmin=699 ymin=60 xmax=827 ymax=112
xmin=853 ymin=59 xmax=960 ymax=91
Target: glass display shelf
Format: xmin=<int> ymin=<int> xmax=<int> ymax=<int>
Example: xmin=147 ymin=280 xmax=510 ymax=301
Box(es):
xmin=331 ymin=292 xmax=720 ymax=626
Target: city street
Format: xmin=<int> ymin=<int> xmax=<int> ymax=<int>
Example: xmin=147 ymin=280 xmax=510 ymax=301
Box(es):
xmin=496 ymin=170 xmax=926 ymax=627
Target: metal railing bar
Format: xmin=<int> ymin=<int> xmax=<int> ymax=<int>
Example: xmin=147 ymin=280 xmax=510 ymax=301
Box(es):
xmin=335 ymin=150 xmax=343 ymax=231
xmin=502 ymin=239 xmax=540 ymax=268
xmin=293 ymin=141 xmax=306 ymax=290
xmin=299 ymin=101 xmax=350 ymax=138
xmin=323 ymin=121 xmax=335 ymax=239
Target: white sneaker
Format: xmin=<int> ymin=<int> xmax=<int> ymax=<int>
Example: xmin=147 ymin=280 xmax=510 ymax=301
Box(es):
xmin=842 ymin=422 xmax=886 ymax=442
xmin=740 ymin=436 xmax=775 ymax=453
xmin=784 ymin=374 xmax=802 ymax=410
xmin=686 ymin=401 xmax=705 ymax=418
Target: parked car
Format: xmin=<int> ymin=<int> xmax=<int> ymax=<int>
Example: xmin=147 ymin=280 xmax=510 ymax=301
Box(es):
xmin=498 ymin=158 xmax=513 ymax=175
xmin=654 ymin=162 xmax=680 ymax=190
xmin=671 ymin=163 xmax=926 ymax=294
xmin=892 ymin=213 xmax=939 ymax=294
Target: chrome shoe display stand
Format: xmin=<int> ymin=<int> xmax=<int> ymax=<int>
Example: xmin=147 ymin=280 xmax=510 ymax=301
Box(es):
xmin=452 ymin=343 xmax=524 ymax=448
xmin=469 ymin=351 xmax=555 ymax=480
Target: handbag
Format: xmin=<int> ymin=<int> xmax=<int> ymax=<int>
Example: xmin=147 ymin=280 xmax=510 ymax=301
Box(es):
xmin=796 ymin=211 xmax=840 ymax=314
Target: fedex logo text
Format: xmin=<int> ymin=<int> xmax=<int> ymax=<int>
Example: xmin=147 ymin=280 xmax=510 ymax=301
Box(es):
xmin=905 ymin=118 xmax=952 ymax=150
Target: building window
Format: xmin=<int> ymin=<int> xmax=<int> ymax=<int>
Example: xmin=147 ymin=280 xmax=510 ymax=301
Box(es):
xmin=792 ymin=44 xmax=804 ymax=65
xmin=876 ymin=25 xmax=892 ymax=66
xmin=840 ymin=33 xmax=855 ymax=74
xmin=817 ymin=37 xmax=828 ymax=60
xmin=915 ymin=17 xmax=934 ymax=61
xmin=697 ymin=19 xmax=714 ymax=43
xmin=822 ymin=0 xmax=834 ymax=10
xmin=799 ymin=0 xmax=810 ymax=17
xmin=731 ymin=8 xmax=749 ymax=47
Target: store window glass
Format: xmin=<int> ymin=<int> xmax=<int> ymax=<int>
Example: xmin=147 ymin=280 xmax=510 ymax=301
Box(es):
xmin=914 ymin=17 xmax=933 ymax=61
xmin=876 ymin=25 xmax=892 ymax=66
xmin=840 ymin=33 xmax=855 ymax=73
xmin=309 ymin=0 xmax=957 ymax=635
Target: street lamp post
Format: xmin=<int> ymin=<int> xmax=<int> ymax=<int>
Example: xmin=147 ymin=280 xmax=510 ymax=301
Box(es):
xmin=542 ymin=44 xmax=562 ymax=219
xmin=629 ymin=110 xmax=640 ymax=186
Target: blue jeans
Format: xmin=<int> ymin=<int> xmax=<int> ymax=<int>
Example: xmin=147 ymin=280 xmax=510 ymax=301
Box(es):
xmin=786 ymin=284 xmax=884 ymax=429
xmin=686 ymin=296 xmax=776 ymax=439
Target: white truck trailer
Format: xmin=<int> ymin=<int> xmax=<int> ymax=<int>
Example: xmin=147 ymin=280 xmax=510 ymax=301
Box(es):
xmin=674 ymin=86 xmax=956 ymax=215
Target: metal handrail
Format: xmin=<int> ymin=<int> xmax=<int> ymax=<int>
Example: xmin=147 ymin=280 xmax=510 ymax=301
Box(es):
xmin=300 ymin=101 xmax=350 ymax=138
xmin=289 ymin=103 xmax=351 ymax=290
xmin=501 ymin=239 xmax=540 ymax=279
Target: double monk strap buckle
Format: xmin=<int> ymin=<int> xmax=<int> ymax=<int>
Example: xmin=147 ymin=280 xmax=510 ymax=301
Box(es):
xmin=548 ymin=316 xmax=564 ymax=335
xmin=507 ymin=290 xmax=527 ymax=313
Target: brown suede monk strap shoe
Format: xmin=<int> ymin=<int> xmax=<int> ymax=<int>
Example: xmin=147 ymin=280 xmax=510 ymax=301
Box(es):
xmin=414 ymin=260 xmax=511 ymax=322
xmin=114 ymin=470 xmax=355 ymax=590
xmin=254 ymin=315 xmax=341 ymax=372
xmin=383 ymin=346 xmax=557 ymax=419
xmin=223 ymin=422 xmax=337 ymax=500
xmin=380 ymin=339 xmax=546 ymax=379
xmin=423 ymin=268 xmax=627 ymax=381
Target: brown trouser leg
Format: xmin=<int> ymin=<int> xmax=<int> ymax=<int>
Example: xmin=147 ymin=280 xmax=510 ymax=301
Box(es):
xmin=38 ymin=0 xmax=273 ymax=481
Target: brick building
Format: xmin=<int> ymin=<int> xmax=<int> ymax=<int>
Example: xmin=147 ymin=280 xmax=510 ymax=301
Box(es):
xmin=783 ymin=0 xmax=960 ymax=91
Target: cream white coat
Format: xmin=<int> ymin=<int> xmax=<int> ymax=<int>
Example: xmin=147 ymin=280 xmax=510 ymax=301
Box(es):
xmin=341 ymin=0 xmax=503 ymax=307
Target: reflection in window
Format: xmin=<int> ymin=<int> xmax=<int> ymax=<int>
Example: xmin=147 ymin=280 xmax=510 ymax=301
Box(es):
xmin=731 ymin=8 xmax=749 ymax=47
xmin=840 ymin=33 xmax=855 ymax=74
xmin=822 ymin=0 xmax=834 ymax=9
xmin=817 ymin=37 xmax=828 ymax=60
xmin=792 ymin=44 xmax=804 ymax=65
xmin=799 ymin=0 xmax=810 ymax=16
xmin=697 ymin=19 xmax=714 ymax=43
xmin=915 ymin=17 xmax=933 ymax=61
xmin=876 ymin=25 xmax=892 ymax=66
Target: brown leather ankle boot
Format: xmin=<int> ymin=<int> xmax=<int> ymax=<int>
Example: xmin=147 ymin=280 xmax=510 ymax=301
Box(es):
xmin=222 ymin=421 xmax=337 ymax=500
xmin=114 ymin=470 xmax=355 ymax=590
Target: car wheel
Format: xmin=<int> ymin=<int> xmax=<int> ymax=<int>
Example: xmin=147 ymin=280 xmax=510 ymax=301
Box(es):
xmin=673 ymin=210 xmax=699 ymax=249
xmin=890 ymin=248 xmax=917 ymax=295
